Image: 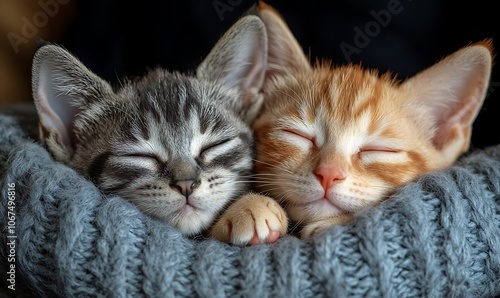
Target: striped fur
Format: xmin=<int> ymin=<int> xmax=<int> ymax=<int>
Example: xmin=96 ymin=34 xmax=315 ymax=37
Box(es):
xmin=253 ymin=2 xmax=493 ymax=238
xmin=77 ymin=71 xmax=255 ymax=235
xmin=32 ymin=15 xmax=268 ymax=236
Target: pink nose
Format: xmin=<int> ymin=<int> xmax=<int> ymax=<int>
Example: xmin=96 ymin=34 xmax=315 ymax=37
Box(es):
xmin=314 ymin=166 xmax=346 ymax=192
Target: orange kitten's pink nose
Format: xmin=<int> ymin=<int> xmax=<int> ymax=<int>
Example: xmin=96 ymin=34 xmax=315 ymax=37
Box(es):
xmin=314 ymin=167 xmax=346 ymax=191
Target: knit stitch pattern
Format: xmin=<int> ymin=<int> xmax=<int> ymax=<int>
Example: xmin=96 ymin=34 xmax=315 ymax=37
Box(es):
xmin=0 ymin=111 xmax=499 ymax=297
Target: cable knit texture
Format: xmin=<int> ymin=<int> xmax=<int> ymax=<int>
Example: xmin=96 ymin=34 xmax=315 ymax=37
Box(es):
xmin=0 ymin=111 xmax=499 ymax=297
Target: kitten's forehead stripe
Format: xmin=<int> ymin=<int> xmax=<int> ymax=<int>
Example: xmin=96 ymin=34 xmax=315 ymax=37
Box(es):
xmin=295 ymin=66 xmax=397 ymax=148
xmin=354 ymin=78 xmax=381 ymax=122
xmin=133 ymin=73 xmax=203 ymax=133
xmin=137 ymin=114 xmax=151 ymax=140
xmin=199 ymin=117 xmax=209 ymax=135
xmin=182 ymin=89 xmax=195 ymax=121
xmin=120 ymin=121 xmax=142 ymax=143
xmin=137 ymin=92 xmax=162 ymax=124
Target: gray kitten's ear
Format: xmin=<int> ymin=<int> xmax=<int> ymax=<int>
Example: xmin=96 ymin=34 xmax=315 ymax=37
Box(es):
xmin=197 ymin=15 xmax=267 ymax=123
xmin=32 ymin=44 xmax=113 ymax=162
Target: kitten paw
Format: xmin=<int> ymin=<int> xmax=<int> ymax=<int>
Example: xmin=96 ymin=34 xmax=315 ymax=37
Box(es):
xmin=210 ymin=193 xmax=288 ymax=245
xmin=300 ymin=213 xmax=353 ymax=239
xmin=249 ymin=230 xmax=281 ymax=245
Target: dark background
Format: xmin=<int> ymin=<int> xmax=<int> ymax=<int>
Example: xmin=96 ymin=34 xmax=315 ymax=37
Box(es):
xmin=2 ymin=3 xmax=497 ymax=296
xmin=2 ymin=0 xmax=499 ymax=149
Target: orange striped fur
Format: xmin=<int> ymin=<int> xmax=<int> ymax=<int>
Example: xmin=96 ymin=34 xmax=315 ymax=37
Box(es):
xmin=252 ymin=2 xmax=493 ymax=238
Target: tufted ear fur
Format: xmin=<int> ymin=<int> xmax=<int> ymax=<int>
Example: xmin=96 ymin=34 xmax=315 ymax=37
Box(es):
xmin=197 ymin=15 xmax=268 ymax=124
xmin=401 ymin=40 xmax=493 ymax=167
xmin=32 ymin=45 xmax=113 ymax=162
xmin=254 ymin=1 xmax=311 ymax=88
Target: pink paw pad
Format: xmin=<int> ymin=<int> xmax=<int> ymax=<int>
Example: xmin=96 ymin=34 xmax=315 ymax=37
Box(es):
xmin=249 ymin=230 xmax=281 ymax=245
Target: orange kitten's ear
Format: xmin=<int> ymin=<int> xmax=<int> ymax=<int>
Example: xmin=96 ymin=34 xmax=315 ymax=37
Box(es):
xmin=256 ymin=1 xmax=311 ymax=82
xmin=402 ymin=40 xmax=493 ymax=166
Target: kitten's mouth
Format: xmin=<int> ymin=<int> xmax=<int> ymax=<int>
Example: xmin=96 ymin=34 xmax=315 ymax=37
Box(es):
xmin=316 ymin=197 xmax=344 ymax=213
xmin=183 ymin=204 xmax=195 ymax=212
xmin=180 ymin=203 xmax=200 ymax=216
xmin=295 ymin=196 xmax=344 ymax=213
xmin=180 ymin=199 xmax=211 ymax=215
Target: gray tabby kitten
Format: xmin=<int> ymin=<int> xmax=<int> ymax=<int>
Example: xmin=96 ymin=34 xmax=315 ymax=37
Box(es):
xmin=31 ymin=15 xmax=273 ymax=238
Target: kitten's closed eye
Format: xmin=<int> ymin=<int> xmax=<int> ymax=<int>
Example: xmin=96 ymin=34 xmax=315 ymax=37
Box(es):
xmin=201 ymin=138 xmax=240 ymax=162
xmin=359 ymin=147 xmax=400 ymax=153
xmin=123 ymin=153 xmax=161 ymax=162
xmin=111 ymin=153 xmax=161 ymax=167
xmin=201 ymin=138 xmax=233 ymax=153
xmin=280 ymin=129 xmax=316 ymax=149
xmin=116 ymin=153 xmax=162 ymax=169
xmin=357 ymin=146 xmax=405 ymax=163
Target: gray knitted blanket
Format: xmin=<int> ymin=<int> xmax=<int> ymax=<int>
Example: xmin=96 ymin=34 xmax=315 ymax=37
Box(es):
xmin=0 ymin=109 xmax=499 ymax=298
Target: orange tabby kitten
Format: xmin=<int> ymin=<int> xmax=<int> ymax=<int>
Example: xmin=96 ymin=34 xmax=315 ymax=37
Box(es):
xmin=210 ymin=2 xmax=493 ymax=243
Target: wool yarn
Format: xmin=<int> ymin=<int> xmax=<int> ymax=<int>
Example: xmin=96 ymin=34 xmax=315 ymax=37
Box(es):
xmin=1 ymin=111 xmax=499 ymax=297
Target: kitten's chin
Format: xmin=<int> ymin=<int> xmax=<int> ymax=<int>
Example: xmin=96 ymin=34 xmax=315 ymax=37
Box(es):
xmin=169 ymin=207 xmax=216 ymax=236
xmin=287 ymin=198 xmax=346 ymax=223
xmin=317 ymin=198 xmax=344 ymax=213
xmin=182 ymin=205 xmax=196 ymax=215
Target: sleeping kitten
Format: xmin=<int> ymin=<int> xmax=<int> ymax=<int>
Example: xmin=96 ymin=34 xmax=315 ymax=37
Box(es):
xmin=211 ymin=2 xmax=493 ymax=241
xmin=31 ymin=15 xmax=287 ymax=241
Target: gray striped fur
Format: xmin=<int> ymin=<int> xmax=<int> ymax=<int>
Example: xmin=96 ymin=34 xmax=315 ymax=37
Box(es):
xmin=32 ymin=15 xmax=267 ymax=235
